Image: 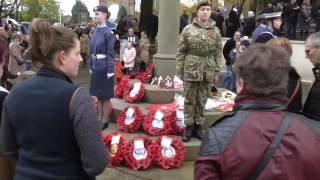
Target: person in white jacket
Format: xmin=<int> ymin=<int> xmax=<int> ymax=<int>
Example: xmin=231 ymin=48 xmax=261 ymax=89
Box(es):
xmin=123 ymin=42 xmax=136 ymax=75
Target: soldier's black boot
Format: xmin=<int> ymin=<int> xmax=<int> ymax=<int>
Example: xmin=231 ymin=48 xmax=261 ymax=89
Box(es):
xmin=182 ymin=126 xmax=193 ymax=142
xmin=194 ymin=124 xmax=204 ymax=140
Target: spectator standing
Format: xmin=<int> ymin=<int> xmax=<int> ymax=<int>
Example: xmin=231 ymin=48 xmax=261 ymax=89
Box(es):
xmin=223 ymin=30 xmax=241 ymax=90
xmin=1 ymin=18 xmax=108 ymax=180
xmin=80 ymin=31 xmax=89 ymax=65
xmin=303 ymin=32 xmax=320 ymax=120
xmin=8 ymin=33 xmax=25 ymax=84
xmin=226 ymin=5 xmax=240 ymax=37
xmin=262 ymin=3 xmax=274 ymax=14
xmin=123 ymin=42 xmax=136 ymax=75
xmin=211 ymin=9 xmax=224 ymax=36
xmin=180 ymin=10 xmax=189 ymax=33
xmin=195 ymin=44 xmax=320 ymax=180
xmin=138 ymin=31 xmax=150 ymax=72
xmin=242 ymin=11 xmax=256 ymax=37
xmin=311 ymin=4 xmax=320 ymax=32
xmin=267 ymin=38 xmax=302 ymax=112
xmin=125 ymin=28 xmax=139 ymax=49
xmin=0 ymin=32 xmax=14 ymax=180
xmin=298 ymin=3 xmax=312 ymax=39
xmin=283 ymin=0 xmax=300 ymax=39
xmin=252 ymin=12 xmax=282 ymax=44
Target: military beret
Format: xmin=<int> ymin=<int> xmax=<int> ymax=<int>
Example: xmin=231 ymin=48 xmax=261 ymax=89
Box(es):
xmin=197 ymin=1 xmax=211 ymax=11
xmin=93 ymin=5 xmax=108 ymax=13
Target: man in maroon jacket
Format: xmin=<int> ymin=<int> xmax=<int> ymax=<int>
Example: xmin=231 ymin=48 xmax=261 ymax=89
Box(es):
xmin=195 ymin=44 xmax=320 ymax=180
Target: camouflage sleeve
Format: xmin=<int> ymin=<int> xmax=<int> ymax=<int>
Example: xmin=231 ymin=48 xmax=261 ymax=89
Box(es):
xmin=214 ymin=27 xmax=222 ymax=73
xmin=176 ymin=28 xmax=188 ymax=79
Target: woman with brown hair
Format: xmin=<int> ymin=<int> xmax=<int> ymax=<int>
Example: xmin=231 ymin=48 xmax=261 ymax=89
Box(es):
xmin=267 ymin=37 xmax=302 ymax=112
xmin=1 ymin=19 xmax=108 ymax=179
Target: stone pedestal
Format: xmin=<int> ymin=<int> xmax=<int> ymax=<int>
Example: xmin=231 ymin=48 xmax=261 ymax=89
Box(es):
xmin=153 ymin=0 xmax=180 ymax=77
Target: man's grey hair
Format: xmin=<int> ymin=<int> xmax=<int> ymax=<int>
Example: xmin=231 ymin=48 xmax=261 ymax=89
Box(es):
xmin=306 ymin=32 xmax=320 ymax=48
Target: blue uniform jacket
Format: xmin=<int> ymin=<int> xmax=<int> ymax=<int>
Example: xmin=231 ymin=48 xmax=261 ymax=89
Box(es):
xmin=252 ymin=24 xmax=276 ymax=44
xmin=90 ymin=24 xmax=116 ymax=74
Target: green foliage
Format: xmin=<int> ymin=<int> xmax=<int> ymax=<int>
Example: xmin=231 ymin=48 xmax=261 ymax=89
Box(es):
xmin=40 ymin=0 xmax=60 ymax=21
xmin=20 ymin=0 xmax=59 ymax=22
xmin=71 ymin=0 xmax=89 ymax=24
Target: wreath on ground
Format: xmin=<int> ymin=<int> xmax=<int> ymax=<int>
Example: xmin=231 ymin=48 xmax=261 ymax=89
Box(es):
xmin=152 ymin=136 xmax=186 ymax=169
xmin=143 ymin=108 xmax=175 ymax=136
xmin=117 ymin=106 xmax=144 ymax=133
xmin=135 ymin=64 xmax=155 ymax=83
xmin=123 ymin=81 xmax=145 ymax=103
xmin=103 ymin=132 xmax=127 ymax=167
xmin=115 ymin=75 xmax=131 ymax=98
xmin=124 ymin=136 xmax=154 ymax=171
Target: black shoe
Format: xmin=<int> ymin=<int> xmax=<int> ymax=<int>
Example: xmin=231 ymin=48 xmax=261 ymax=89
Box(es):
xmin=102 ymin=123 xmax=109 ymax=130
xmin=182 ymin=126 xmax=193 ymax=142
xmin=193 ymin=124 xmax=204 ymax=140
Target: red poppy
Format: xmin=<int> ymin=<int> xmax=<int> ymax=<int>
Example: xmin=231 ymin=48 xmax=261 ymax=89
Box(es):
xmin=123 ymin=81 xmax=145 ymax=103
xmin=135 ymin=64 xmax=155 ymax=83
xmin=103 ymin=132 xmax=127 ymax=167
xmin=152 ymin=136 xmax=186 ymax=169
xmin=115 ymin=75 xmax=131 ymax=98
xmin=124 ymin=137 xmax=154 ymax=171
xmin=117 ymin=106 xmax=144 ymax=133
xmin=143 ymin=108 xmax=176 ymax=136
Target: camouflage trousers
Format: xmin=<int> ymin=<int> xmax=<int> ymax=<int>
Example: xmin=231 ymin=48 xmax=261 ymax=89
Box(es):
xmin=184 ymin=81 xmax=211 ymax=127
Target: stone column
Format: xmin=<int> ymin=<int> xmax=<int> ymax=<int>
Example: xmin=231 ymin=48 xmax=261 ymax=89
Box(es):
xmin=128 ymin=0 xmax=135 ymax=16
xmin=153 ymin=0 xmax=180 ymax=77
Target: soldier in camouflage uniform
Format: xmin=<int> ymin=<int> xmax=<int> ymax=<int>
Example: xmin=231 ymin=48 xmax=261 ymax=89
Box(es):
xmin=176 ymin=1 xmax=222 ymax=142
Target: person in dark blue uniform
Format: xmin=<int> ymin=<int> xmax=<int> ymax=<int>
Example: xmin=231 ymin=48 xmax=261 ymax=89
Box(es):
xmin=90 ymin=5 xmax=116 ymax=129
xmin=252 ymin=12 xmax=282 ymax=44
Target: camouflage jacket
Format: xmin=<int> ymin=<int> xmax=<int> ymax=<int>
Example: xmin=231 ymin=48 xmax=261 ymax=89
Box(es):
xmin=176 ymin=18 xmax=222 ymax=82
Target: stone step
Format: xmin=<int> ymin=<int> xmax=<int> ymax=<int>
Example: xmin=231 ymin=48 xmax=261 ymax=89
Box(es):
xmin=103 ymin=122 xmax=201 ymax=161
xmin=111 ymin=98 xmax=225 ymax=131
xmin=97 ymin=161 xmax=195 ymax=180
xmin=144 ymin=84 xmax=183 ymax=104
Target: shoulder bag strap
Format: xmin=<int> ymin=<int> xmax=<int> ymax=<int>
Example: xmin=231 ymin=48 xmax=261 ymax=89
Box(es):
xmin=248 ymin=113 xmax=293 ymax=180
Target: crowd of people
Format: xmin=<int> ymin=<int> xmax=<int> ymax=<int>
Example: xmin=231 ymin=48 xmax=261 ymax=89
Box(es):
xmin=177 ymin=2 xmax=320 ymax=179
xmin=0 ymin=1 xmax=319 ymax=179
xmin=179 ymin=1 xmax=320 ymax=41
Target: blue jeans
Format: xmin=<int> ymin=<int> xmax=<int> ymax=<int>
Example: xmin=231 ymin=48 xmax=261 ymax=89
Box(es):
xmin=223 ymin=65 xmax=236 ymax=92
xmin=25 ymin=62 xmax=32 ymax=71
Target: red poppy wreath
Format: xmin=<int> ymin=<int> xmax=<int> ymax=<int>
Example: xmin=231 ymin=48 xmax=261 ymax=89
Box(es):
xmin=115 ymin=75 xmax=131 ymax=98
xmin=103 ymin=132 xmax=127 ymax=167
xmin=117 ymin=106 xmax=144 ymax=133
xmin=124 ymin=137 xmax=154 ymax=171
xmin=135 ymin=64 xmax=155 ymax=83
xmin=123 ymin=81 xmax=145 ymax=103
xmin=153 ymin=136 xmax=186 ymax=169
xmin=143 ymin=108 xmax=175 ymax=136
